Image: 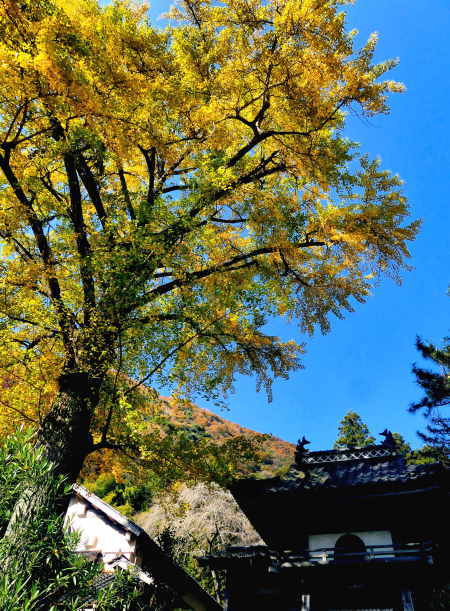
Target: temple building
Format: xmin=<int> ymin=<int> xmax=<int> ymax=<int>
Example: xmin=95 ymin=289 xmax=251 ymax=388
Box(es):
xmin=201 ymin=431 xmax=449 ymax=610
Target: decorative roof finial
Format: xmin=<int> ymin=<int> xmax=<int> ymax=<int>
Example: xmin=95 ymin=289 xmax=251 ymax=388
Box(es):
xmin=295 ymin=436 xmax=311 ymax=465
xmin=380 ymin=429 xmax=397 ymax=450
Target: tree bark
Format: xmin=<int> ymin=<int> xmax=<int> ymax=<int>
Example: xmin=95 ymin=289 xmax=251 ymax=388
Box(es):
xmin=38 ymin=370 xmax=102 ymax=481
xmin=4 ymin=370 xmax=103 ymax=540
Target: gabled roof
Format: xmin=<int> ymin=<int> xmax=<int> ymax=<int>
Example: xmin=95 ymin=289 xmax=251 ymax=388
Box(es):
xmin=229 ymin=443 xmax=449 ymax=547
xmin=73 ymin=484 xmax=142 ymax=535
xmin=72 ymin=485 xmax=222 ymax=611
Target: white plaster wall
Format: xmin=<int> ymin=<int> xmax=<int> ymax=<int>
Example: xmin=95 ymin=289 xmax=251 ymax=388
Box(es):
xmin=308 ymin=530 xmax=393 ymax=563
xmin=65 ymin=496 xmax=138 ymax=568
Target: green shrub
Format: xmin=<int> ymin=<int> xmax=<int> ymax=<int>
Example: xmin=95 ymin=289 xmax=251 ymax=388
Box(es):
xmin=0 ymin=431 xmax=154 ymax=609
xmin=93 ymin=473 xmax=117 ymax=498
xmin=84 ymin=473 xmax=156 ymax=514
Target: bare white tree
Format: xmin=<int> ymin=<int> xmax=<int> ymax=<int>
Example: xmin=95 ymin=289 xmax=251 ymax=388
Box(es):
xmin=136 ymin=482 xmax=262 ymax=558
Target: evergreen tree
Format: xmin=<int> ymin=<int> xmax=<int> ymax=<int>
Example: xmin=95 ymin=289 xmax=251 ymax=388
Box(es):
xmin=409 ymin=335 xmax=450 ymax=460
xmin=334 ymin=412 xmax=375 ymax=449
xmin=391 ymin=433 xmax=443 ymax=465
xmin=391 ymin=432 xmax=411 ymax=456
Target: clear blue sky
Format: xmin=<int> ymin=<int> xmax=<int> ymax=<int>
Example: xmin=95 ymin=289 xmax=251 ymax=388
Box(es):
xmin=143 ymin=0 xmax=449 ymax=449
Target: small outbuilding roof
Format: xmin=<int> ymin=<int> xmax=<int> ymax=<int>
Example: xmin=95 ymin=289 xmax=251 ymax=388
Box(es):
xmin=71 ymin=485 xmax=222 ymax=611
xmin=73 ymin=483 xmax=142 ymax=535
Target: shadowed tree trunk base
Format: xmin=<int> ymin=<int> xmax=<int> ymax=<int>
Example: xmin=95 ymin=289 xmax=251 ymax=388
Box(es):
xmin=4 ymin=370 xmax=103 ymax=541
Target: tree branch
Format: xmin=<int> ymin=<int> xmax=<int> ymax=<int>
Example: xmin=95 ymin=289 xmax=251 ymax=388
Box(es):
xmin=139 ymin=146 xmax=156 ymax=207
xmin=161 ymin=185 xmax=190 ymax=194
xmin=124 ymin=315 xmax=227 ymax=395
xmin=40 ymin=173 xmax=66 ymax=203
xmin=0 ymin=229 xmax=35 ymax=261
xmin=12 ymin=331 xmax=58 ymax=350
xmin=210 ymin=216 xmax=248 ymax=224
xmin=118 ymin=167 xmax=136 ymax=220
xmin=64 ymin=153 xmax=96 ymax=319
xmin=0 ymin=397 xmax=37 ymax=424
xmin=75 ymin=153 xmax=108 ymax=230
xmin=226 ymin=98 xmax=348 ymax=168
xmin=0 ymin=313 xmax=59 ymax=334
xmin=2 ymin=101 xmax=27 ymax=146
xmin=147 ymin=240 xmax=325 ymax=301
xmin=0 ymin=153 xmax=76 ymax=358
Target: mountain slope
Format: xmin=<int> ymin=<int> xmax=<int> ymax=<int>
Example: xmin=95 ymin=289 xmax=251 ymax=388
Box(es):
xmin=159 ymin=396 xmax=295 ymax=477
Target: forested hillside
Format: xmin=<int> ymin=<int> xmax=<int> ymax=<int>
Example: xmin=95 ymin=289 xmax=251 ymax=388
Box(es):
xmin=158 ymin=396 xmax=295 ymax=477
xmin=81 ymin=391 xmax=295 ymax=519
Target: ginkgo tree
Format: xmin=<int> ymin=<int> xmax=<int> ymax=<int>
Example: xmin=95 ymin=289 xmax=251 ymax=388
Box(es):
xmin=0 ymin=0 xmax=418 ymax=507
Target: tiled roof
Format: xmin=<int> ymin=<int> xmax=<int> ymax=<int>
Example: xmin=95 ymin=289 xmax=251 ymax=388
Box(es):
xmin=73 ymin=484 xmax=143 ymax=536
xmin=302 ymin=445 xmax=397 ymax=465
xmin=204 ymin=545 xmax=272 ymax=561
xmin=231 ymin=451 xmax=445 ymax=500
xmin=267 ymin=455 xmax=442 ymax=492
xmin=199 ymin=546 xmax=280 ymax=570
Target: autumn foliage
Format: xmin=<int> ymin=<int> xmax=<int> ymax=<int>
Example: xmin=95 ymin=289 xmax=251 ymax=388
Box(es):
xmin=0 ymin=0 xmax=418 ymax=485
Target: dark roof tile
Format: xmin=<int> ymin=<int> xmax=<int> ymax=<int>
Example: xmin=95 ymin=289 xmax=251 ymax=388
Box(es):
xmin=267 ymin=456 xmax=441 ymax=492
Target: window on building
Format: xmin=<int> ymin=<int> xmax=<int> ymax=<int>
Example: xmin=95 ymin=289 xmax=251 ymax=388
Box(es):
xmin=334 ymin=533 xmax=366 ymax=563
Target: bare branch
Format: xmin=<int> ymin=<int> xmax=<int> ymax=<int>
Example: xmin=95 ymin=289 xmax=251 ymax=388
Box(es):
xmin=64 ymin=153 xmax=96 ymax=318
xmin=118 ymin=167 xmax=136 ymax=220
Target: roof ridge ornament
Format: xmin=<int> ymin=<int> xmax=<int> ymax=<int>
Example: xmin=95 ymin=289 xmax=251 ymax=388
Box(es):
xmin=293 ymin=429 xmax=400 ymax=467
xmin=294 ymin=436 xmax=310 ymax=466
xmin=301 ymin=444 xmax=397 ymax=464
xmin=380 ymin=428 xmax=397 ymax=450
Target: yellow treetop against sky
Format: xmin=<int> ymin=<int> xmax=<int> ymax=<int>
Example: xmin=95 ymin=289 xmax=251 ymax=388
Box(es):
xmin=0 ymin=0 xmax=417 ymax=474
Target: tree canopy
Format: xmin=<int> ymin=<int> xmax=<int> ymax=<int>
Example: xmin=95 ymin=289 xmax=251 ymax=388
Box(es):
xmin=0 ymin=0 xmax=418 ymax=484
xmin=334 ymin=411 xmax=375 ymax=449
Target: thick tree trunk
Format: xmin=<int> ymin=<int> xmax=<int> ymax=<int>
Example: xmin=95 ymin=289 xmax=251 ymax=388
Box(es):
xmin=38 ymin=371 xmax=102 ymax=481
xmin=4 ymin=370 xmax=103 ymax=540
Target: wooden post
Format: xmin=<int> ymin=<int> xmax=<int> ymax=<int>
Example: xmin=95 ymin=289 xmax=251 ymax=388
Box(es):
xmin=401 ymin=589 xmax=415 ymax=611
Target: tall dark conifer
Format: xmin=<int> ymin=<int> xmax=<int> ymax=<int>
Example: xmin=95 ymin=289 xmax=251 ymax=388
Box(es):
xmin=334 ymin=411 xmax=375 ymax=449
xmin=410 ymin=336 xmax=450 ymax=459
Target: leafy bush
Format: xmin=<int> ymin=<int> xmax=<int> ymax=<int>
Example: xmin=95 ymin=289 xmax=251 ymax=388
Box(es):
xmin=84 ymin=472 xmax=156 ymax=514
xmin=92 ymin=473 xmax=117 ymax=498
xmin=0 ymin=431 xmax=98 ymax=609
xmin=0 ymin=431 xmax=151 ymax=609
